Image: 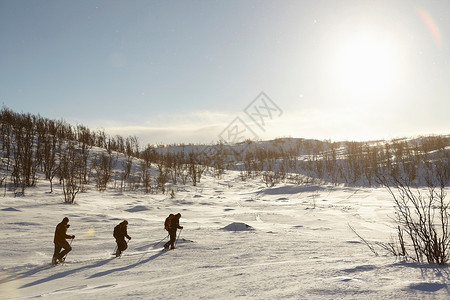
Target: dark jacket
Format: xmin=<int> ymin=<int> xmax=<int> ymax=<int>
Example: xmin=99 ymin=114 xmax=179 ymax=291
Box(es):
xmin=54 ymin=221 xmax=71 ymax=244
xmin=114 ymin=223 xmax=131 ymax=240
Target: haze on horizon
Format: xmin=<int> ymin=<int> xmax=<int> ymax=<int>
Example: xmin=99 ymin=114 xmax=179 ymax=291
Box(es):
xmin=1 ymin=0 xmax=449 ymax=145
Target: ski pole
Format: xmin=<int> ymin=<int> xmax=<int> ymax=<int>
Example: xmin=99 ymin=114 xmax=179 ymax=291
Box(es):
xmin=154 ymin=233 xmax=169 ymax=248
xmin=175 ymin=228 xmax=182 ymax=246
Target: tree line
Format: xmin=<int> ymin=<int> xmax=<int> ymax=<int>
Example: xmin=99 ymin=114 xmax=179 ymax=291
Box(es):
xmin=1 ymin=107 xmax=449 ymax=203
xmin=0 ymin=107 xmax=211 ymax=201
xmin=207 ymin=136 xmax=450 ymax=188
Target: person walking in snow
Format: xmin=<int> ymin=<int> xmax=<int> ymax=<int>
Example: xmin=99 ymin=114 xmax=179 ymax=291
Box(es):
xmin=164 ymin=213 xmax=183 ymax=250
xmin=114 ymin=220 xmax=131 ymax=257
xmin=52 ymin=217 xmax=75 ymax=264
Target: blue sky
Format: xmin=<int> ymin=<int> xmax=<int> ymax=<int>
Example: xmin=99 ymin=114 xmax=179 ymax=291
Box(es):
xmin=1 ymin=0 xmax=449 ymax=144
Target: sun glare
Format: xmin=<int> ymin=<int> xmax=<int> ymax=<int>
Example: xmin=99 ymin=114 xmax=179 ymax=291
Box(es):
xmin=335 ymin=33 xmax=399 ymax=97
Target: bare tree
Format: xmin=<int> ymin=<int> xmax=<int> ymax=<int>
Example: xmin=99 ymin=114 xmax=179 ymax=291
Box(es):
xmin=156 ymin=162 xmax=168 ymax=193
xmin=188 ymin=152 xmax=205 ymax=186
xmin=59 ymin=142 xmax=83 ymax=204
xmin=92 ymin=152 xmax=115 ymax=192
xmin=119 ymin=156 xmax=133 ymax=192
xmin=140 ymin=161 xmax=152 ymax=194
xmin=42 ymin=133 xmax=59 ymax=193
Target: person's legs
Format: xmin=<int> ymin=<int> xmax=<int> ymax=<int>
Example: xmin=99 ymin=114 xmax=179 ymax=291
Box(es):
xmin=58 ymin=240 xmax=72 ymax=261
xmin=116 ymin=239 xmax=127 ymax=256
xmin=52 ymin=243 xmax=62 ymax=264
xmin=115 ymin=240 xmax=120 ymax=256
xmin=169 ymin=230 xmax=177 ymax=249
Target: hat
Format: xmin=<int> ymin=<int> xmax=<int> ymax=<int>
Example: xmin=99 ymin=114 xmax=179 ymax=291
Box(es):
xmin=175 ymin=213 xmax=181 ymax=218
xmin=62 ymin=217 xmax=69 ymax=223
xmin=122 ymin=220 xmax=128 ymax=225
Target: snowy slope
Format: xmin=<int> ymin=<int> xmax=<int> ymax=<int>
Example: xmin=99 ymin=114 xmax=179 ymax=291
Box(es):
xmin=1 ymin=170 xmax=449 ymax=299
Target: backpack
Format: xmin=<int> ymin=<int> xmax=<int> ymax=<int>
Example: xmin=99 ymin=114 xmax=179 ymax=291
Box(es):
xmin=164 ymin=214 xmax=174 ymax=230
xmin=113 ymin=224 xmax=120 ymax=238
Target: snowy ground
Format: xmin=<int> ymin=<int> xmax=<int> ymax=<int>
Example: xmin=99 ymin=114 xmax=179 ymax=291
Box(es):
xmin=0 ymin=171 xmax=449 ymax=299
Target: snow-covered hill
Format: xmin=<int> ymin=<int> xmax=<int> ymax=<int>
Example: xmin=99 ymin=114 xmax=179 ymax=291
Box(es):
xmin=1 ymin=170 xmax=448 ymax=299
xmin=0 ymin=110 xmax=448 ymax=298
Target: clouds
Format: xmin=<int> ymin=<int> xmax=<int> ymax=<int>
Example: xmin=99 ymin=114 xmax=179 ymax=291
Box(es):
xmin=93 ymin=108 xmax=376 ymax=145
xmin=96 ymin=106 xmax=448 ymax=146
xmin=86 ymin=110 xmax=233 ymax=145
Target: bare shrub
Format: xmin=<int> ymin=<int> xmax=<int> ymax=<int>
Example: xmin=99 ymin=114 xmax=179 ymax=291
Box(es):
xmin=377 ymin=174 xmax=449 ymax=265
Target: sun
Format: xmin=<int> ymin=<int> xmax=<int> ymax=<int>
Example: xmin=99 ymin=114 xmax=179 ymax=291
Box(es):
xmin=335 ymin=33 xmax=399 ymax=97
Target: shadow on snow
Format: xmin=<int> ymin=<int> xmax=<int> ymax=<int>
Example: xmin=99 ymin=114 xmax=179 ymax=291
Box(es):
xmin=19 ymin=259 xmax=113 ymax=289
xmin=88 ymin=250 xmax=167 ymax=279
xmin=18 ymin=249 xmax=168 ymax=289
xmin=1 ymin=264 xmax=54 ymax=285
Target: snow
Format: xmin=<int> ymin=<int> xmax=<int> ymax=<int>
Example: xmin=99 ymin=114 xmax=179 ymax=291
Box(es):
xmin=0 ymin=171 xmax=449 ymax=299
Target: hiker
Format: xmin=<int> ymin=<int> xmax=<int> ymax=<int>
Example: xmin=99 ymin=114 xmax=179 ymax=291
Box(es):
xmin=164 ymin=213 xmax=183 ymax=249
xmin=114 ymin=220 xmax=131 ymax=257
xmin=52 ymin=217 xmax=75 ymax=264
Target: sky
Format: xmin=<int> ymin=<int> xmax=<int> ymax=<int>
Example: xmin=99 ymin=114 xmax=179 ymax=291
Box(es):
xmin=1 ymin=0 xmax=449 ymax=145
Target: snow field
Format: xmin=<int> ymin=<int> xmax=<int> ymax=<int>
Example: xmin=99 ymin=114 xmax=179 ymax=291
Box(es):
xmin=0 ymin=171 xmax=449 ymax=299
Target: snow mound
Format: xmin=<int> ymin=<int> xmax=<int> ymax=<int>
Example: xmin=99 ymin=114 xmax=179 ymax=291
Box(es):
xmin=125 ymin=205 xmax=150 ymax=212
xmin=1 ymin=207 xmax=21 ymax=212
xmin=8 ymin=222 xmax=40 ymax=226
xmin=221 ymin=222 xmax=255 ymax=231
xmin=258 ymin=185 xmax=324 ymax=195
